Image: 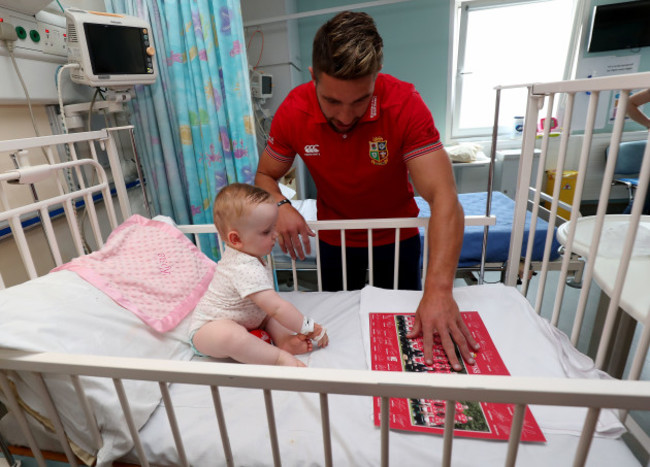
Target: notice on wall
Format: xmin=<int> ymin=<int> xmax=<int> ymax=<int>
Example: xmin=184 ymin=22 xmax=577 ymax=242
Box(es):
xmin=573 ymin=55 xmax=640 ymax=130
xmin=370 ymin=312 xmax=546 ymax=442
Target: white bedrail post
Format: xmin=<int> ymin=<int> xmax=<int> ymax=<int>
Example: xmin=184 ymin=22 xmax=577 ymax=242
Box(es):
xmin=505 ymin=88 xmax=542 ymax=286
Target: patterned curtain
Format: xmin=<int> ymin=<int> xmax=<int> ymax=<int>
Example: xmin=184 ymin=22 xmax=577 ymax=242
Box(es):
xmin=105 ymin=0 xmax=258 ymax=258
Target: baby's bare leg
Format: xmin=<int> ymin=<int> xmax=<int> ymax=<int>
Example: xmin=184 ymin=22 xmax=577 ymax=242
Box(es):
xmin=193 ymin=320 xmax=305 ymax=366
xmin=265 ymin=318 xmax=313 ymax=355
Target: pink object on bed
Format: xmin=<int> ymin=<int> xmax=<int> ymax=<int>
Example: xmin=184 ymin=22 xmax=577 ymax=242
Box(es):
xmin=54 ymin=215 xmax=216 ymax=332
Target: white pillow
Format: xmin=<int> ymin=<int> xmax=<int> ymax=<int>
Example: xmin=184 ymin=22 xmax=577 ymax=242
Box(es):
xmin=0 ymin=270 xmax=194 ymax=466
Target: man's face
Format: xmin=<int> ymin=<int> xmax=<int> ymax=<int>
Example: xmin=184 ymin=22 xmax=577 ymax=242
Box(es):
xmin=312 ymin=69 xmax=376 ymax=133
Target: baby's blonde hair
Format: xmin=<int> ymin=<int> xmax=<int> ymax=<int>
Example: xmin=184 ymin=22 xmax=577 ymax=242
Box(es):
xmin=212 ymin=183 xmax=273 ymax=238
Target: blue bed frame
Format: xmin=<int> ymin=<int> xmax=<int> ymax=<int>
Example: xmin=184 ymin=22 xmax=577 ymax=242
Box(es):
xmin=416 ymin=191 xmax=561 ymax=268
xmin=272 ymin=192 xmax=562 ymax=274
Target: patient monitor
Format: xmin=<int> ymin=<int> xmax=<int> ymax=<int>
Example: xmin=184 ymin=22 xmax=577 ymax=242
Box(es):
xmin=65 ymin=8 xmax=157 ymax=90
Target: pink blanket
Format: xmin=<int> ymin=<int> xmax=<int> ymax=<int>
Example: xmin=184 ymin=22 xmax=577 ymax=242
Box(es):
xmin=54 ymin=215 xmax=216 ymax=332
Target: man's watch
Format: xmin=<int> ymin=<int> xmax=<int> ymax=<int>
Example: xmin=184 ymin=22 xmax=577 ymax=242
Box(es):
xmin=277 ymin=198 xmax=292 ymax=207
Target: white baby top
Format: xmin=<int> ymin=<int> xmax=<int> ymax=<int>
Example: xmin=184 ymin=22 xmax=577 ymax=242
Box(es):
xmin=189 ymin=246 xmax=273 ymax=334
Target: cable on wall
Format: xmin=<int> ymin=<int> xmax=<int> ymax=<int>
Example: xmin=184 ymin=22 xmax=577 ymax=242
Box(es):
xmin=246 ymin=28 xmax=264 ymax=70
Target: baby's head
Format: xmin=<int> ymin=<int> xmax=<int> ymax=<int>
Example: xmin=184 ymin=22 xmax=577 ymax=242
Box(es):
xmin=213 ymin=184 xmax=278 ymax=255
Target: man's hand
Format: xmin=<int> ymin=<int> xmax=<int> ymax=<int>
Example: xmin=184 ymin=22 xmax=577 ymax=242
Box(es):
xmin=406 ymin=290 xmax=480 ymax=371
xmin=276 ymin=204 xmax=316 ymax=260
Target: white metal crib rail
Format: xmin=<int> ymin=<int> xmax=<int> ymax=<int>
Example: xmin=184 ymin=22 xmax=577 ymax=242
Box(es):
xmin=1 ymin=348 xmax=649 ymax=467
xmin=504 ymin=71 xmax=650 ymax=397
xmin=0 ymin=129 xmax=132 ymax=289
xmin=179 ymin=214 xmax=496 ymax=292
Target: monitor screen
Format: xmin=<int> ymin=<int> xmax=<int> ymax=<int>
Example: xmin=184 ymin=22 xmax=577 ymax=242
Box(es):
xmin=588 ymin=0 xmax=650 ymax=53
xmin=84 ymin=23 xmax=148 ymax=75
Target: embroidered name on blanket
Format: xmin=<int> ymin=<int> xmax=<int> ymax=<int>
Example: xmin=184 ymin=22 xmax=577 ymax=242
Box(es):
xmin=54 ymin=215 xmax=216 ymax=332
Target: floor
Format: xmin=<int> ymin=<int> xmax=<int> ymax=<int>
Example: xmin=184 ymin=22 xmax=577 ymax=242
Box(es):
xmin=0 ymin=453 xmax=68 ymax=466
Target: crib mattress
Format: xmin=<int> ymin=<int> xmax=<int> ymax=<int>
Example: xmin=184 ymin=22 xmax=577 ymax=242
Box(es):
xmin=126 ymin=284 xmax=637 ymax=466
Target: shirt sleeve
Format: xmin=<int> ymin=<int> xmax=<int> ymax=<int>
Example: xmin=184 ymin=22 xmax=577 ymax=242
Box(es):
xmin=400 ymin=90 xmax=444 ymax=163
xmin=232 ymin=258 xmax=274 ymax=299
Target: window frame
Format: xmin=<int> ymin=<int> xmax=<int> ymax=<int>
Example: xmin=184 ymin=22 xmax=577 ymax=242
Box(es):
xmin=448 ymin=0 xmax=580 ymax=141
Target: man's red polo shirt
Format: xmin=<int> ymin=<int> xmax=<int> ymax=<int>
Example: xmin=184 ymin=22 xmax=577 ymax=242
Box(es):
xmin=265 ymin=73 xmax=443 ymax=246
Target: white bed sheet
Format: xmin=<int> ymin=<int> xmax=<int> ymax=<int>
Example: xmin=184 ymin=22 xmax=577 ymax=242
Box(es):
xmin=0 ymin=270 xmax=195 ymax=465
xmin=128 ymin=285 xmax=640 ymax=466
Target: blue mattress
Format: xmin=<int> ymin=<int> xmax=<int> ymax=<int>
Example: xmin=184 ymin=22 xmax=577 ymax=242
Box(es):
xmin=416 ymin=192 xmax=561 ymax=268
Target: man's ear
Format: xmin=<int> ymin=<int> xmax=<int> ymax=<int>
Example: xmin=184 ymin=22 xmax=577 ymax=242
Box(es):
xmin=309 ymin=66 xmax=315 ymax=82
xmin=227 ymin=230 xmax=242 ymax=247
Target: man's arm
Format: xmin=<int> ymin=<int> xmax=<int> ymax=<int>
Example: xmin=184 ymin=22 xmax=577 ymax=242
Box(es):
xmin=255 ymin=149 xmax=315 ymax=259
xmin=406 ymin=148 xmax=479 ymax=370
xmin=627 ymin=89 xmax=650 ymax=129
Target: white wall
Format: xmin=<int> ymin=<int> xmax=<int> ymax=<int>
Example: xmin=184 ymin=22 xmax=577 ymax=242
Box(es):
xmin=242 ymin=0 xmax=314 ymax=197
xmin=242 ymin=0 xmax=303 ymax=114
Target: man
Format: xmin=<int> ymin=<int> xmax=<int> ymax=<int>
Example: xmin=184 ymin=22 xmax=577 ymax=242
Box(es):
xmin=627 ymin=89 xmax=650 ymax=129
xmin=625 ymin=89 xmax=650 ymax=215
xmin=254 ymin=11 xmax=479 ymax=369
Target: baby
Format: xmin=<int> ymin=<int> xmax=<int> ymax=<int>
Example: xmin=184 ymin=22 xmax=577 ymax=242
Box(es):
xmin=189 ymin=183 xmax=328 ymax=367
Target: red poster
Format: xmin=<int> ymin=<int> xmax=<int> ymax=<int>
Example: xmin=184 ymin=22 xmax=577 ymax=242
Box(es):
xmin=370 ymin=312 xmax=545 ymax=442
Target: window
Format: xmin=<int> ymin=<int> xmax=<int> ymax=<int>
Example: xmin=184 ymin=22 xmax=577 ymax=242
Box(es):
xmin=451 ymin=0 xmax=576 ymax=139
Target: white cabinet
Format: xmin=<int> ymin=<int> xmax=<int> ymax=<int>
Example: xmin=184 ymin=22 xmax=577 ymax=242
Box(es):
xmin=495 ymin=149 xmax=540 ymax=199
xmin=452 ymin=160 xmax=492 ymax=193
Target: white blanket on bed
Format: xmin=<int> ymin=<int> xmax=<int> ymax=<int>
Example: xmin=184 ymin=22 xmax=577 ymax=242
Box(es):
xmin=123 ymin=285 xmax=637 ymax=467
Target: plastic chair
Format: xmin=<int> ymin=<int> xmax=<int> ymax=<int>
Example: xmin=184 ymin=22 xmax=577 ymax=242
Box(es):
xmin=606 ymin=140 xmax=645 ymax=209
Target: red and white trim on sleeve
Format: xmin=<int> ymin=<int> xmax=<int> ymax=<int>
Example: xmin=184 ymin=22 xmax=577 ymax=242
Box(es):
xmin=403 ymin=141 xmax=444 ymax=163
xmin=265 ymin=145 xmax=295 ymax=164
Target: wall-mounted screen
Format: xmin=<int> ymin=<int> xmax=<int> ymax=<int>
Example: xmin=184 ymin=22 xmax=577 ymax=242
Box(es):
xmin=588 ymin=0 xmax=650 ymax=53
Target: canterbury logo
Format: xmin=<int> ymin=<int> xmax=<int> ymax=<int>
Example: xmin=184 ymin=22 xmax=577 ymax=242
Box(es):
xmin=304 ymin=144 xmax=320 ymax=156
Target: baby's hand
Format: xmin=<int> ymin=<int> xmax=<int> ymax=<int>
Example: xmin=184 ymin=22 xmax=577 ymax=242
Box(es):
xmin=308 ymin=323 xmax=329 ymax=348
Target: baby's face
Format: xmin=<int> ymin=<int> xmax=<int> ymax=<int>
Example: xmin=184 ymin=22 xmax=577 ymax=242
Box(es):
xmin=237 ymin=202 xmax=279 ymax=257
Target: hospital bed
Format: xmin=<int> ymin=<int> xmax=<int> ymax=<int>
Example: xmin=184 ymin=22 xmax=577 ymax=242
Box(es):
xmin=0 ymin=73 xmax=649 ymax=467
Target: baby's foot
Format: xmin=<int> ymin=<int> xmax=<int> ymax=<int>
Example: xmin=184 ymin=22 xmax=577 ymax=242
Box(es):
xmin=276 ymin=351 xmax=306 ymax=367
xmin=276 ymin=334 xmax=313 ymax=355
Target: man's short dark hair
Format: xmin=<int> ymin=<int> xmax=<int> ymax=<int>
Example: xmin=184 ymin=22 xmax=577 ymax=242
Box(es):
xmin=312 ymin=11 xmax=384 ymax=81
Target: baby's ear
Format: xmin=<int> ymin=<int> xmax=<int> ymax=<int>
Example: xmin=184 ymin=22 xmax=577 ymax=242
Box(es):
xmin=227 ymin=230 xmax=242 ymax=247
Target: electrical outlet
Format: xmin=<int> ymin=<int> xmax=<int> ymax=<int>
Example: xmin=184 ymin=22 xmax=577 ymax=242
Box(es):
xmin=38 ymin=23 xmax=66 ymax=57
xmin=0 ymin=6 xmax=66 ymax=62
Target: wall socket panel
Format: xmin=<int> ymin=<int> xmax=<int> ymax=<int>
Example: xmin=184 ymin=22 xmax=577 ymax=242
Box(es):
xmin=0 ymin=6 xmax=66 ymax=60
xmin=38 ymin=23 xmax=66 ymax=57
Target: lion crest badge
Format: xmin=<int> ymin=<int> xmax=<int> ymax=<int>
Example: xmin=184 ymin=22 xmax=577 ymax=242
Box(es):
xmin=369 ymin=137 xmax=388 ymax=165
